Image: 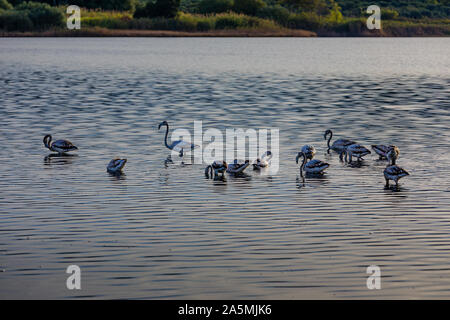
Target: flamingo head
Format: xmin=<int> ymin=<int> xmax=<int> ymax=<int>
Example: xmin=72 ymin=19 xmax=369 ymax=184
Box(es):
xmin=158 ymin=121 xmax=168 ymax=130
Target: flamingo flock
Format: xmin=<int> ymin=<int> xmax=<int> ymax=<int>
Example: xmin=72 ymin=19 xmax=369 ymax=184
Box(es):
xmin=42 ymin=123 xmax=409 ymax=188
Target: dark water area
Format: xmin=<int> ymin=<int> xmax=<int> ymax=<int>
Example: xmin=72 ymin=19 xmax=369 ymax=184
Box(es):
xmin=0 ymin=38 xmax=449 ymax=299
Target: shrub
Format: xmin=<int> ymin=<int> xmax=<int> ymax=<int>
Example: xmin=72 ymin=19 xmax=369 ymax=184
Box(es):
xmin=59 ymin=0 xmax=136 ymax=11
xmin=82 ymin=16 xmax=131 ymax=29
xmin=287 ymin=12 xmax=323 ymax=30
xmin=198 ymin=0 xmax=233 ymax=14
xmin=0 ymin=10 xmax=33 ymax=31
xmin=0 ymin=0 xmax=12 ymax=11
xmin=232 ymin=0 xmax=266 ymax=16
xmin=176 ymin=12 xmax=197 ymax=30
xmin=256 ymin=5 xmax=290 ymax=25
xmin=134 ymin=0 xmax=181 ymax=18
xmin=215 ymin=14 xmax=240 ymax=28
xmin=382 ymin=8 xmax=399 ymax=20
xmin=327 ymin=1 xmax=343 ymax=23
xmin=16 ymin=2 xmax=64 ymax=30
xmin=339 ymin=18 xmax=366 ymax=34
xmin=406 ymin=8 xmax=423 ymax=19
xmin=196 ymin=19 xmax=214 ymax=31
xmin=133 ymin=2 xmax=148 ymax=18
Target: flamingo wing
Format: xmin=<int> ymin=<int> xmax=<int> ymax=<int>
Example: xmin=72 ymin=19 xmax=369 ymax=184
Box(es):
xmin=305 ymin=159 xmax=329 ymax=173
xmin=171 ymin=140 xmax=198 ymax=153
xmin=52 ymin=139 xmax=76 ymax=149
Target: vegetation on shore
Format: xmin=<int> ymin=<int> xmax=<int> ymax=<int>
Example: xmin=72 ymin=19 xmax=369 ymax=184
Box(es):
xmin=0 ymin=0 xmax=449 ymax=36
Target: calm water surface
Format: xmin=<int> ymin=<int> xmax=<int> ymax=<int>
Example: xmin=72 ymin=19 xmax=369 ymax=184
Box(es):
xmin=0 ymin=38 xmax=449 ymax=299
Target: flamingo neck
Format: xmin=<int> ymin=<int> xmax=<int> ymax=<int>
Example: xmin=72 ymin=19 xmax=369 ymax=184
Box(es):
xmin=43 ymin=135 xmax=52 ymax=149
xmin=300 ymin=154 xmax=306 ymax=178
xmin=163 ymin=124 xmax=170 ymax=149
xmin=390 ymin=157 xmax=396 ymax=166
xmin=327 ymin=131 xmax=332 ymax=149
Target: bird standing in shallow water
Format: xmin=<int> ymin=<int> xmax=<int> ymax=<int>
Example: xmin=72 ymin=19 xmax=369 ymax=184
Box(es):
xmin=158 ymin=121 xmax=198 ymax=163
xmin=253 ymin=151 xmax=272 ymax=170
xmin=227 ymin=160 xmax=250 ymax=175
xmin=340 ymin=144 xmax=371 ymax=163
xmin=324 ymin=129 xmax=357 ymax=154
xmin=296 ymin=152 xmax=330 ymax=182
xmin=43 ymin=134 xmax=78 ymax=154
xmin=384 ymin=149 xmax=409 ymax=188
xmin=107 ymin=158 xmax=127 ymax=174
xmin=372 ymin=144 xmax=399 ymax=160
xmin=205 ymin=160 xmax=227 ymax=179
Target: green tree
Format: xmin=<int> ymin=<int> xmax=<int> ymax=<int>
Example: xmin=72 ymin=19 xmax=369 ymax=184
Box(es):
xmin=0 ymin=0 xmax=13 ymax=11
xmin=16 ymin=1 xmax=64 ymax=29
xmin=256 ymin=4 xmax=290 ymax=24
xmin=69 ymin=0 xmax=136 ymax=11
xmin=381 ymin=8 xmax=399 ymax=20
xmin=198 ymin=0 xmax=233 ymax=14
xmin=0 ymin=10 xmax=33 ymax=31
xmin=232 ymin=0 xmax=266 ymax=15
xmin=134 ymin=0 xmax=180 ymax=18
xmin=282 ymin=0 xmax=322 ymax=11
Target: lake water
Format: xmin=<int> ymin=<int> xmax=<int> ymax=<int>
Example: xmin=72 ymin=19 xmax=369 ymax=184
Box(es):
xmin=0 ymin=38 xmax=449 ymax=299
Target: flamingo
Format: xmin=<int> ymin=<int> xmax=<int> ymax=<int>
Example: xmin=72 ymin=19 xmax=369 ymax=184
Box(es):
xmin=296 ymin=152 xmax=330 ymax=182
xmin=43 ymin=134 xmax=78 ymax=154
xmin=372 ymin=144 xmax=399 ymax=160
xmin=253 ymin=151 xmax=272 ymax=170
xmin=384 ymin=149 xmax=409 ymax=188
xmin=227 ymin=160 xmax=250 ymax=175
xmin=205 ymin=161 xmax=227 ymax=179
xmin=340 ymin=144 xmax=371 ymax=163
xmin=158 ymin=121 xmax=198 ymax=162
xmin=107 ymin=158 xmax=127 ymax=174
xmin=324 ymin=129 xmax=357 ymax=154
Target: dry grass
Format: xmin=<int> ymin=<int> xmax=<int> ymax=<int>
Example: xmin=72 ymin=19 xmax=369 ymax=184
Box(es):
xmin=0 ymin=27 xmax=317 ymax=37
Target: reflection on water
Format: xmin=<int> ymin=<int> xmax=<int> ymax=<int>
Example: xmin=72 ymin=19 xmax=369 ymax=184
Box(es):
xmin=0 ymin=38 xmax=449 ymax=299
xmin=108 ymin=172 xmax=127 ymax=181
xmin=44 ymin=153 xmax=78 ymax=166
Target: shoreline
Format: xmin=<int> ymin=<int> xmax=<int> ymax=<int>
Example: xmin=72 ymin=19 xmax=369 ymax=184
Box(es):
xmin=0 ymin=26 xmax=449 ymax=37
xmin=0 ymin=28 xmax=317 ymax=37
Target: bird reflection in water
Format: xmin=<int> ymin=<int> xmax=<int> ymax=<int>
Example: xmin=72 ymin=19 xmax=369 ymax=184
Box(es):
xmin=297 ymin=173 xmax=329 ymax=189
xmin=108 ymin=171 xmax=126 ymax=181
xmin=44 ymin=153 xmax=78 ymax=165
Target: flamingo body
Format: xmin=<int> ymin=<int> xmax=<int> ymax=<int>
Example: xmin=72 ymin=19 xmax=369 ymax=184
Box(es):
xmin=227 ymin=160 xmax=250 ymax=174
xmin=158 ymin=121 xmax=198 ymax=159
xmin=324 ymin=129 xmax=357 ymax=153
xmin=205 ymin=160 xmax=228 ymax=178
xmin=43 ymin=134 xmax=78 ymax=154
xmin=383 ymin=149 xmax=409 ymax=187
xmin=107 ymin=158 xmax=127 ymax=174
xmin=340 ymin=144 xmax=371 ymax=162
xmin=253 ymin=151 xmax=272 ymax=170
xmin=372 ymin=145 xmax=399 ymax=160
